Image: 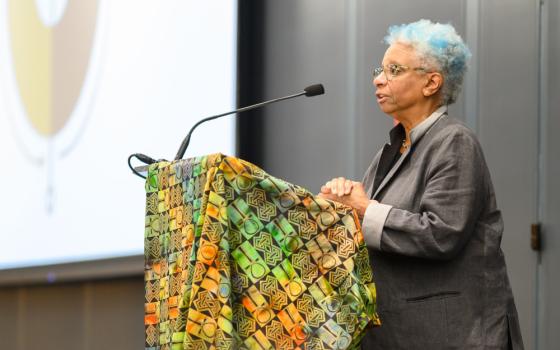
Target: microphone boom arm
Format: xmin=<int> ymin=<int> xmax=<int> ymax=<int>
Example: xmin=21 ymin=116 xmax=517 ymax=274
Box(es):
xmin=174 ymin=91 xmax=305 ymax=161
xmin=128 ymin=83 xmax=324 ymax=179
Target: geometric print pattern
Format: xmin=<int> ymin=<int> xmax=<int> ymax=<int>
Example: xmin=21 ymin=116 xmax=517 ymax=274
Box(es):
xmin=144 ymin=153 xmax=380 ymax=350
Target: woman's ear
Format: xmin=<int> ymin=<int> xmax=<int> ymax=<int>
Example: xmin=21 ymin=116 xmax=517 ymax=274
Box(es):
xmin=423 ymin=72 xmax=443 ymax=97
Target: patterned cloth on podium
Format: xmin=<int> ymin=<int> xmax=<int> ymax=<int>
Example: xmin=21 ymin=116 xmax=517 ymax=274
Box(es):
xmin=143 ymin=153 xmax=380 ymax=350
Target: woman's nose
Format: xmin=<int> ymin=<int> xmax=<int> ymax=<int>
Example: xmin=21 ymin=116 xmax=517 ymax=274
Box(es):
xmin=373 ymin=71 xmax=387 ymax=86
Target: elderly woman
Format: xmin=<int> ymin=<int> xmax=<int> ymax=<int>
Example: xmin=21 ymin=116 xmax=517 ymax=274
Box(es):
xmin=319 ymin=20 xmax=523 ymax=349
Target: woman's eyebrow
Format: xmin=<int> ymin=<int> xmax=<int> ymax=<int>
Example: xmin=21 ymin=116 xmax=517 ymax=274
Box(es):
xmin=382 ymin=60 xmax=401 ymax=65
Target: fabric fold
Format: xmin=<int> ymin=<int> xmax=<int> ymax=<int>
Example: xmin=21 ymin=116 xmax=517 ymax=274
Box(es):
xmin=144 ymin=153 xmax=380 ymax=350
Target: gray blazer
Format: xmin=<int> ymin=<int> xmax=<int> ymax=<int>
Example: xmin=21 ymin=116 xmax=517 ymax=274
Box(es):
xmin=360 ymin=114 xmax=523 ymax=349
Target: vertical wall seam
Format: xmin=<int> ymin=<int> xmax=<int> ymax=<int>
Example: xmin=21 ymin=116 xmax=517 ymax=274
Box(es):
xmin=464 ymin=0 xmax=480 ymax=135
xmin=345 ymin=0 xmax=358 ymax=179
xmin=536 ymin=0 xmax=547 ymax=349
xmin=83 ymin=283 xmax=92 ymax=350
xmin=16 ymin=288 xmax=25 ymax=350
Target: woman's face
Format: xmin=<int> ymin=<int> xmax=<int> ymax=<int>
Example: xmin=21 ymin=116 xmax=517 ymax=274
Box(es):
xmin=373 ymin=42 xmax=429 ymax=117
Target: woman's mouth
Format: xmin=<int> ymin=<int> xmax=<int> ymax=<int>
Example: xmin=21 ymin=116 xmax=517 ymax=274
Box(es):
xmin=376 ymin=93 xmax=389 ymax=103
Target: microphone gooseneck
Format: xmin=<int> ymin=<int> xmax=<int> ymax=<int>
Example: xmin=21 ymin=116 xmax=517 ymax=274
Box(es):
xmin=173 ymin=83 xmax=325 ymax=161
xmin=128 ymin=83 xmax=325 ymax=179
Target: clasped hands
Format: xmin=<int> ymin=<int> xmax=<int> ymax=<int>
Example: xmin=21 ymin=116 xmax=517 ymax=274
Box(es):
xmin=317 ymin=177 xmax=373 ymax=218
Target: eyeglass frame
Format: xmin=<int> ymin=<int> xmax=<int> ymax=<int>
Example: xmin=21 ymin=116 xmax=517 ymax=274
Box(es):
xmin=373 ymin=63 xmax=428 ymax=81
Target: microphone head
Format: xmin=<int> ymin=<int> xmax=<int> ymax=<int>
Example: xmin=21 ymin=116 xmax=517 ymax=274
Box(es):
xmin=304 ymin=84 xmax=325 ymax=97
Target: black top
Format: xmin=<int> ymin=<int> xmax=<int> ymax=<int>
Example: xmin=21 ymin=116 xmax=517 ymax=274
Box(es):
xmin=371 ymin=123 xmax=406 ymax=196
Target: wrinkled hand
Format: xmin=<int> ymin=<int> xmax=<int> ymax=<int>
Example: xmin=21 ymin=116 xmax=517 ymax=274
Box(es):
xmin=318 ymin=177 xmax=372 ymax=218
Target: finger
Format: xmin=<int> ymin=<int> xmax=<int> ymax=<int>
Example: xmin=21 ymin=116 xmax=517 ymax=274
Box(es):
xmin=337 ymin=177 xmax=346 ymax=197
xmin=320 ymin=185 xmax=331 ymax=194
xmin=330 ymin=178 xmax=338 ymax=194
xmin=344 ymin=179 xmax=353 ymax=195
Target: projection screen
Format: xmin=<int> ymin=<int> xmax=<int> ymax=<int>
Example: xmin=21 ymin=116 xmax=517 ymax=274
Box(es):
xmin=0 ymin=0 xmax=237 ymax=282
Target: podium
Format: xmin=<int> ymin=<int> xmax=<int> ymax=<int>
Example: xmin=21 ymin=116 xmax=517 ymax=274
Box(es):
xmin=142 ymin=154 xmax=380 ymax=349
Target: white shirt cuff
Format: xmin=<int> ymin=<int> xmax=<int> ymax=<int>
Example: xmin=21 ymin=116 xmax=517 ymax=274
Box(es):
xmin=362 ymin=201 xmax=392 ymax=249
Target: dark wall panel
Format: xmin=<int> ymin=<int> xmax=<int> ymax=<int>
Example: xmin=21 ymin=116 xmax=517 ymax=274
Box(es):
xmin=0 ymin=277 xmax=144 ymax=350
xmin=87 ymin=278 xmax=144 ymax=349
xmin=0 ymin=288 xmax=19 ymax=349
xmin=23 ymin=284 xmax=86 ymax=350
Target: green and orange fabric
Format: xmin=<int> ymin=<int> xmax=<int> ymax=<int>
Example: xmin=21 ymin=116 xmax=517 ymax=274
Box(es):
xmin=144 ymin=154 xmax=380 ymax=350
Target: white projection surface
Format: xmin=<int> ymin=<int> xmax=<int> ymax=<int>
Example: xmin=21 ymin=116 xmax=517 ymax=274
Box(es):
xmin=0 ymin=1 xmax=237 ymax=269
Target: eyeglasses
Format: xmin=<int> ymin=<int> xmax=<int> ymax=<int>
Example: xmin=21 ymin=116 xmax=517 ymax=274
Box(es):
xmin=373 ymin=64 xmax=427 ymax=81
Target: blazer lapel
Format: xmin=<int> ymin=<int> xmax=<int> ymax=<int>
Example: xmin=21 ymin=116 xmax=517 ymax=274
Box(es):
xmin=370 ymin=143 xmax=400 ymax=196
xmin=369 ymin=144 xmax=391 ymax=195
xmin=371 ymin=123 xmax=407 ymax=199
xmin=372 ymin=148 xmax=410 ymax=199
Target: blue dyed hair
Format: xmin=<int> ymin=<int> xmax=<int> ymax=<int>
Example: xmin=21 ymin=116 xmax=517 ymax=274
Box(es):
xmin=384 ymin=19 xmax=471 ymax=105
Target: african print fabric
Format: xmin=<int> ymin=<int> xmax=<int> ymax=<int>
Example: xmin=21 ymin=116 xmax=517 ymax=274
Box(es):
xmin=144 ymin=153 xmax=380 ymax=350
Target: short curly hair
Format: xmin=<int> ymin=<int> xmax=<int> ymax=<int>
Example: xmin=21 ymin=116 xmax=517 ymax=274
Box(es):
xmin=384 ymin=19 xmax=471 ymax=105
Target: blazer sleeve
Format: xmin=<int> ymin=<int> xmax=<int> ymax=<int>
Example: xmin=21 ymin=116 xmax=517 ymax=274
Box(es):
xmin=374 ymin=127 xmax=487 ymax=260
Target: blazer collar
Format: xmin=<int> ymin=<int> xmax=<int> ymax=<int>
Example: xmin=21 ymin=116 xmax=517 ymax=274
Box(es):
xmin=372 ymin=106 xmax=448 ymax=199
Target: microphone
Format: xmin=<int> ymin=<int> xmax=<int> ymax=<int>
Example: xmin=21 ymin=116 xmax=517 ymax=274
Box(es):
xmin=173 ymin=83 xmax=325 ymax=160
xmin=303 ymin=84 xmax=325 ymax=97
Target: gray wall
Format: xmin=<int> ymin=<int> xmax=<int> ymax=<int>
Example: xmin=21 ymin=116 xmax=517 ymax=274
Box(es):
xmin=539 ymin=0 xmax=560 ymax=348
xmin=477 ymin=1 xmax=539 ymax=347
